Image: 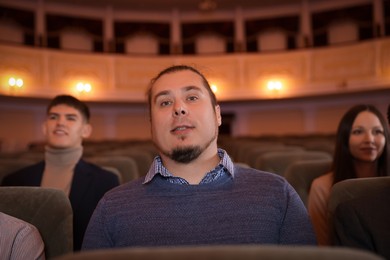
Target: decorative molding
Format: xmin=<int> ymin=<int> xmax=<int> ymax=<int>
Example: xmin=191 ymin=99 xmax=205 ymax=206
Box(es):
xmin=0 ymin=38 xmax=389 ymax=102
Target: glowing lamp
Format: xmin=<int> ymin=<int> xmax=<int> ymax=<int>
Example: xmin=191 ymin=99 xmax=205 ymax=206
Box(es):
xmin=76 ymin=82 xmax=92 ymax=93
xmin=211 ymin=84 xmax=218 ymax=93
xmin=8 ymin=77 xmax=23 ymax=88
xmin=267 ymin=81 xmax=282 ymax=91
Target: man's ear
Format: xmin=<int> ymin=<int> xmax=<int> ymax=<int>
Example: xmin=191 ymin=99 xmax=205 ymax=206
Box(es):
xmin=215 ymin=105 xmax=222 ymax=126
xmin=82 ymin=123 xmax=92 ymax=138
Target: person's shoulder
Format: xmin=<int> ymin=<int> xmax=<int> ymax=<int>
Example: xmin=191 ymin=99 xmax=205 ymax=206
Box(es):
xmin=0 ymin=212 xmax=44 ymax=256
xmin=233 ymin=164 xmax=288 ymax=187
xmin=10 ymin=161 xmax=44 ymax=175
xmin=233 ymin=165 xmax=301 ymax=203
xmin=1 ymin=161 xmax=44 ymax=185
xmin=0 ymin=212 xmax=38 ymax=233
xmin=235 ymin=164 xmax=285 ymax=180
xmin=77 ymin=159 xmax=121 ymax=185
xmin=79 ymin=159 xmax=117 ymax=176
xmin=312 ymin=172 xmax=333 ymax=188
xmin=103 ymin=178 xmax=144 ymax=199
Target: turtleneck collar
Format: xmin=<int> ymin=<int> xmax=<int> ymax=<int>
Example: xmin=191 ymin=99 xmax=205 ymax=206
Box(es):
xmin=45 ymin=145 xmax=83 ymax=167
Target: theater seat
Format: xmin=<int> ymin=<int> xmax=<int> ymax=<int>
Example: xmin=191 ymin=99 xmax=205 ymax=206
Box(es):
xmin=328 ymin=177 xmax=390 ymax=213
xmin=284 ymin=159 xmax=332 ymax=206
xmin=328 ymin=176 xmax=390 ymax=257
xmin=254 ymin=150 xmax=332 ymax=176
xmin=0 ymin=187 xmax=73 ymax=258
xmin=86 ymin=155 xmax=139 ymax=183
xmin=55 ymin=245 xmax=383 ymax=260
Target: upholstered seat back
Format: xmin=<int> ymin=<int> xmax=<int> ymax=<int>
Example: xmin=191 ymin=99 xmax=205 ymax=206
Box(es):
xmin=86 ymin=155 xmax=139 ymax=183
xmin=284 ymin=158 xmax=332 ymax=206
xmin=100 ymin=149 xmax=154 ymax=177
xmin=55 ymin=245 xmax=384 ymax=260
xmin=328 ymin=176 xmax=390 ymax=214
xmin=0 ymin=187 xmax=73 ymax=258
xmin=254 ymin=150 xmax=332 ymax=176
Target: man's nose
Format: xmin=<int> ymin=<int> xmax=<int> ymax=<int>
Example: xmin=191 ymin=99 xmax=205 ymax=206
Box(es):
xmin=56 ymin=116 xmax=66 ymax=125
xmin=173 ymin=105 xmax=187 ymax=117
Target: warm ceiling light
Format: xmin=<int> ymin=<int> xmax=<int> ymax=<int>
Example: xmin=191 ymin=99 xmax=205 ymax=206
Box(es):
xmin=8 ymin=77 xmax=23 ymax=88
xmin=211 ymin=84 xmax=218 ymax=93
xmin=84 ymin=83 xmax=91 ymax=92
xmin=267 ymin=81 xmax=282 ymax=91
xmin=76 ymin=82 xmax=92 ymax=93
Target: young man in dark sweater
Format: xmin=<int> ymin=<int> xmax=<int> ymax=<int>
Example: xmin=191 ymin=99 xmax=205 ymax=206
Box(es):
xmin=82 ymin=65 xmax=316 ymax=249
xmin=2 ymin=95 xmax=120 ymax=251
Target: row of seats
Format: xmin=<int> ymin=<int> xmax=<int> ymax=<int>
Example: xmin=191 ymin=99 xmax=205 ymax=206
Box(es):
xmin=0 ymin=137 xmax=351 ymax=206
xmin=0 ymin=137 xmax=387 ymax=259
xmin=1 ymin=177 xmax=387 ymax=259
xmin=219 ymin=134 xmax=335 ymax=161
xmin=0 ymin=136 xmax=333 ymax=207
xmin=217 ymin=136 xmax=335 ymax=206
xmin=0 ymin=135 xmax=332 ymax=181
xmin=0 ymin=140 xmax=158 ymax=184
xmin=55 ymin=245 xmax=383 ymax=260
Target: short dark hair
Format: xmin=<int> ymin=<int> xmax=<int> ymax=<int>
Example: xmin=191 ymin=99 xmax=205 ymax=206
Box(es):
xmin=46 ymin=95 xmax=90 ymax=122
xmin=332 ymin=104 xmax=390 ymax=184
xmin=146 ymin=65 xmax=218 ymax=115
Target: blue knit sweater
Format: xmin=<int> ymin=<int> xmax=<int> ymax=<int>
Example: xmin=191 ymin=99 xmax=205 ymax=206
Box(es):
xmin=82 ymin=165 xmax=316 ymax=249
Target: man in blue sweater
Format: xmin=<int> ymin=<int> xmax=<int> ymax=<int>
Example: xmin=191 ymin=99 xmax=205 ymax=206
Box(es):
xmin=82 ymin=65 xmax=316 ymax=249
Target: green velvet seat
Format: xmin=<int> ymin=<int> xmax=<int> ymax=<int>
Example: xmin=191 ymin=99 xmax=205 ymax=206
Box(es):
xmin=0 ymin=187 xmax=73 ymax=259
xmin=86 ymin=155 xmax=139 ymax=183
xmin=328 ymin=176 xmax=390 ymax=214
xmin=284 ymin=159 xmax=332 ymax=207
xmin=254 ymin=150 xmax=332 ymax=176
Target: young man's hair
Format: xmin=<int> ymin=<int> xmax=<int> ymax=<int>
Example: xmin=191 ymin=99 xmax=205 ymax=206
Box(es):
xmin=146 ymin=65 xmax=218 ymax=115
xmin=46 ymin=95 xmax=90 ymax=122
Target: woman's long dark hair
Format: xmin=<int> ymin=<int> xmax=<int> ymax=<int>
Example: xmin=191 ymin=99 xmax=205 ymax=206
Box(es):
xmin=332 ymin=104 xmax=390 ymax=184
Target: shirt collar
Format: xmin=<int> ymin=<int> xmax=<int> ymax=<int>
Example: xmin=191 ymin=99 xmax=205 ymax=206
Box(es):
xmin=143 ymin=148 xmax=235 ymax=184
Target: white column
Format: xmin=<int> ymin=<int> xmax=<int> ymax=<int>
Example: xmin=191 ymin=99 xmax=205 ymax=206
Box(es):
xmin=299 ymin=0 xmax=312 ymax=47
xmin=170 ymin=8 xmax=182 ymax=54
xmin=234 ymin=7 xmax=245 ymax=52
xmin=373 ymin=0 xmax=385 ymax=37
xmin=104 ymin=6 xmax=114 ymax=52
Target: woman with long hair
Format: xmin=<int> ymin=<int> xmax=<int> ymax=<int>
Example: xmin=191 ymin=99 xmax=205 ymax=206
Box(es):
xmin=308 ymin=104 xmax=390 ymax=245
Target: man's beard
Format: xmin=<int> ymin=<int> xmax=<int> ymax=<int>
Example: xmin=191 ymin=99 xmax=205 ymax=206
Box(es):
xmin=159 ymin=126 xmax=219 ymax=164
xmin=170 ymin=146 xmax=202 ymax=163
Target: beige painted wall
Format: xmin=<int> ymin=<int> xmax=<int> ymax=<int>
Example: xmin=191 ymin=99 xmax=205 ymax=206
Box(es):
xmin=245 ymin=109 xmax=306 ymax=136
xmin=0 ymin=110 xmax=37 ymax=152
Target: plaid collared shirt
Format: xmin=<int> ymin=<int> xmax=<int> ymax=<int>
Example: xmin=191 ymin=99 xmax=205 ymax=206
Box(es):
xmin=143 ymin=148 xmax=235 ymax=185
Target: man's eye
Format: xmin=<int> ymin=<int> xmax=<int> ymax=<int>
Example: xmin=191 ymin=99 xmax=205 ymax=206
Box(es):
xmin=160 ymin=100 xmax=172 ymax=107
xmin=187 ymin=96 xmax=198 ymax=101
xmin=48 ymin=115 xmax=57 ymax=120
xmin=67 ymin=117 xmax=77 ymax=121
